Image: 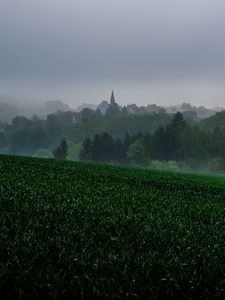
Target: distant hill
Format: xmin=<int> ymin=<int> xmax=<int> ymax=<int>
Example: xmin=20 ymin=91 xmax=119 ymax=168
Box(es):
xmin=199 ymin=110 xmax=225 ymax=131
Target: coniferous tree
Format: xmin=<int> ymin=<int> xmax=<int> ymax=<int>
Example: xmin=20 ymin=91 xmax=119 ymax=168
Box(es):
xmin=123 ymin=133 xmax=132 ymax=164
xmin=209 ymin=126 xmax=222 ymax=158
xmin=53 ymin=138 xmax=68 ymax=160
xmin=114 ymin=139 xmax=124 ymax=163
xmin=79 ymin=137 xmax=92 ymax=161
xmin=100 ymin=132 xmax=114 ymax=163
xmin=92 ymin=134 xmax=101 ymax=162
xmin=167 ymin=112 xmax=187 ymax=160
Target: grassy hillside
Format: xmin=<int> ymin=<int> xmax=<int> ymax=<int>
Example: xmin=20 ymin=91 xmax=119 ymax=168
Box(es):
xmin=1 ymin=155 xmax=225 ymax=299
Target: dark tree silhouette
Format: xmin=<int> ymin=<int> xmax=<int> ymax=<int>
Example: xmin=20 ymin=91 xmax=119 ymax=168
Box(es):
xmin=53 ymin=138 xmax=68 ymax=160
xmin=79 ymin=137 xmax=92 ymax=161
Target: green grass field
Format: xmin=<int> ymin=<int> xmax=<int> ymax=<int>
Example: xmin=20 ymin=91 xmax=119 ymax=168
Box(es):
xmin=1 ymin=155 xmax=225 ymax=299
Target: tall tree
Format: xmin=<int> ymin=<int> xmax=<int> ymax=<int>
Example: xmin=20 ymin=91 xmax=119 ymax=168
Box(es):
xmin=114 ymin=138 xmax=124 ymax=163
xmin=209 ymin=126 xmax=222 ymax=158
xmin=53 ymin=138 xmax=68 ymax=160
xmin=79 ymin=137 xmax=92 ymax=161
xmin=127 ymin=139 xmax=147 ymax=166
xmin=100 ymin=132 xmax=114 ymax=163
xmin=91 ymin=134 xmax=101 ymax=162
xmin=169 ymin=112 xmax=187 ymax=160
xmin=0 ymin=131 xmax=7 ymax=150
xmin=152 ymin=126 xmax=166 ymax=160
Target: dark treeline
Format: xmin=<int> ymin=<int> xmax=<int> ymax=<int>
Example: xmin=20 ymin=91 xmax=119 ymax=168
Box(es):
xmin=0 ymin=110 xmax=95 ymax=156
xmin=79 ymin=132 xmax=140 ymax=164
xmin=2 ymin=108 xmax=225 ymax=172
xmin=79 ymin=112 xmax=225 ymax=173
xmin=0 ymin=114 xmax=64 ymax=156
xmin=0 ymin=109 xmax=171 ymax=156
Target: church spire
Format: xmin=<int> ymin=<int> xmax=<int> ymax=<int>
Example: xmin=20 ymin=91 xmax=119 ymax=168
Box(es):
xmin=110 ymin=90 xmax=115 ymax=105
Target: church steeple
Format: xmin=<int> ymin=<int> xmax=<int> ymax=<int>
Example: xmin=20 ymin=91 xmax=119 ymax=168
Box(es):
xmin=110 ymin=90 xmax=115 ymax=105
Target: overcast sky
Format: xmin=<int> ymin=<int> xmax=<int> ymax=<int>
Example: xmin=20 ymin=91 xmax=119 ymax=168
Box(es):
xmin=1 ymin=0 xmax=225 ymax=108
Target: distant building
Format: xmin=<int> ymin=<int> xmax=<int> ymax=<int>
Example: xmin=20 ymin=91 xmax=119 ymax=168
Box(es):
xmin=127 ymin=104 xmax=139 ymax=114
xmin=182 ymin=110 xmax=197 ymax=119
xmin=75 ymin=103 xmax=96 ymax=112
xmin=145 ymin=104 xmax=163 ymax=114
xmin=105 ymin=90 xmax=121 ymax=117
xmin=110 ymin=90 xmax=116 ymax=105
xmin=97 ymin=91 xmax=119 ymax=115
xmin=181 ymin=102 xmax=194 ymax=111
xmin=97 ymin=101 xmax=110 ymax=115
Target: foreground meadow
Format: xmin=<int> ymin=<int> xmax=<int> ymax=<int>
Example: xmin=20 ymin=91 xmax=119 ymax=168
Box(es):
xmin=1 ymin=155 xmax=225 ymax=299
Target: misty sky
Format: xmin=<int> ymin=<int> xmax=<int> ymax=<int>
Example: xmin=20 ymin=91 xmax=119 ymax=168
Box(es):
xmin=1 ymin=0 xmax=225 ymax=108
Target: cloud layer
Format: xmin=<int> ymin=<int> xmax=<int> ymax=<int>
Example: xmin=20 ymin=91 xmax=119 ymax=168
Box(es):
xmin=1 ymin=0 xmax=225 ymax=107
